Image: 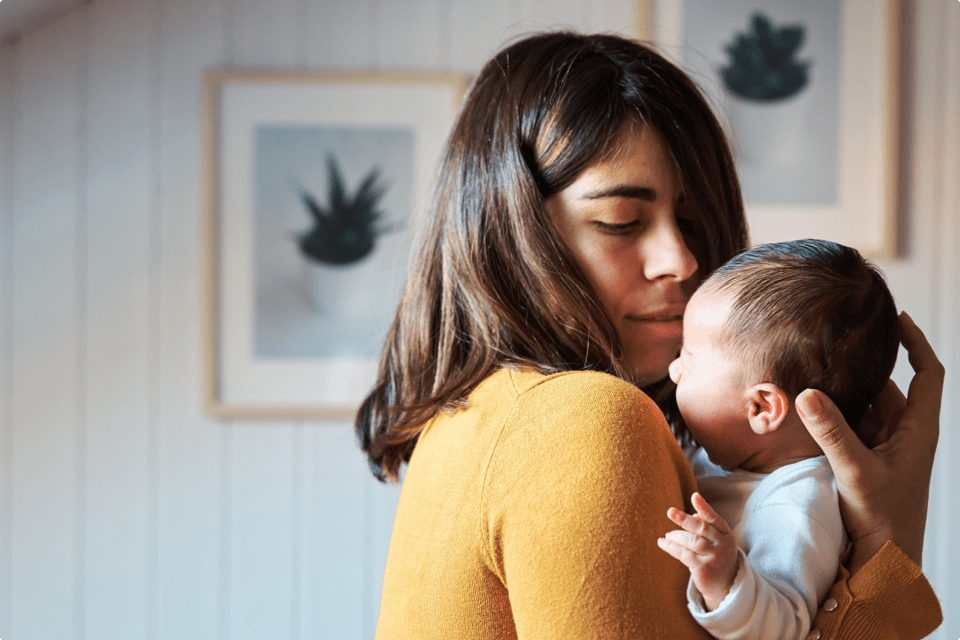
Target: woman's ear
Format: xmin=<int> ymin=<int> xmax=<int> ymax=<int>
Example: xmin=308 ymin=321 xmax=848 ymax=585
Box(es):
xmin=747 ymin=383 xmax=789 ymax=435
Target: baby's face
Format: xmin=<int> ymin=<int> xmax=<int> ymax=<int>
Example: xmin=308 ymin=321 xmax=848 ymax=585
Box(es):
xmin=668 ymin=287 xmax=755 ymax=469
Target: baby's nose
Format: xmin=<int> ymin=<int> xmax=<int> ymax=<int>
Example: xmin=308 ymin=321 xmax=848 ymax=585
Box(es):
xmin=668 ymin=357 xmax=682 ymax=384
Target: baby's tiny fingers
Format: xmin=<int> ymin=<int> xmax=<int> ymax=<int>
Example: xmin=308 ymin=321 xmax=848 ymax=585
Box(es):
xmin=691 ymin=492 xmax=732 ymax=535
xmin=663 ymin=529 xmax=714 ymax=556
xmin=666 ymin=509 xmax=723 ymax=543
xmin=657 ymin=537 xmax=679 ymax=557
xmin=657 ymin=537 xmax=702 ymax=569
xmin=666 ymin=507 xmax=699 ymax=530
xmin=666 ymin=507 xmax=685 ymax=525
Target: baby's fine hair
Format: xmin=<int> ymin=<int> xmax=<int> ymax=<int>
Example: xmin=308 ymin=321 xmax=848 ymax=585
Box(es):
xmin=704 ymin=239 xmax=898 ymax=431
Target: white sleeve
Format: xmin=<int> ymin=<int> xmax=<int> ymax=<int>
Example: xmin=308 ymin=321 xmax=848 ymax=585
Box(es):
xmin=687 ymin=544 xmax=811 ymax=640
xmin=687 ymin=493 xmax=845 ymax=640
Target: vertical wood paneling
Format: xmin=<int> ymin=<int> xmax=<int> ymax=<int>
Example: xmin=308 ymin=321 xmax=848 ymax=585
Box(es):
xmin=231 ymin=0 xmax=299 ymax=67
xmin=299 ymin=14 xmax=379 ymax=636
xmin=230 ymin=423 xmax=296 ymax=640
xmin=887 ymin=2 xmax=960 ymax=638
xmin=307 ymin=0 xmax=374 ymax=68
xmin=302 ymin=3 xmax=443 ymax=635
xmin=155 ymin=0 xmax=226 ymax=637
xmin=0 ymin=39 xmax=15 ymax=640
xmin=919 ymin=0 xmax=945 ymax=627
xmin=147 ymin=2 xmax=163 ymax=635
xmin=228 ymin=0 xmax=300 ymax=637
xmin=376 ymin=0 xmax=444 ymax=68
xmin=943 ymin=13 xmax=959 ymax=637
xmin=903 ymin=4 xmax=947 ymax=634
xmin=879 ymin=0 xmax=940 ymax=457
xmin=449 ymin=0 xmax=639 ymax=74
xmin=365 ymin=467 xmax=401 ymax=637
xmin=289 ymin=426 xmax=305 ymax=640
xmin=0 ymin=1 xmax=957 ymax=639
xmin=584 ymin=0 xmax=637 ymax=36
xmin=220 ymin=434 xmax=233 ymax=640
xmin=302 ymin=422 xmax=366 ymax=640
xmin=365 ymin=0 xmax=442 ymax=632
xmin=517 ymin=0 xmax=585 ymax=31
xmin=932 ymin=4 xmax=960 ymax=637
xmin=449 ymin=0 xmax=516 ymax=71
xmin=84 ymin=0 xmax=154 ymax=636
xmin=10 ymin=11 xmax=83 ymax=639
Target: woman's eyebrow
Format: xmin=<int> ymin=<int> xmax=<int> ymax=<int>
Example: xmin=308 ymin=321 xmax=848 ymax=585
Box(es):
xmin=582 ymin=185 xmax=658 ymax=201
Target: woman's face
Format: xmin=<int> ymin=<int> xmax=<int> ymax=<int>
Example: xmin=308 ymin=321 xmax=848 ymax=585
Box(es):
xmin=546 ymin=124 xmax=700 ymax=385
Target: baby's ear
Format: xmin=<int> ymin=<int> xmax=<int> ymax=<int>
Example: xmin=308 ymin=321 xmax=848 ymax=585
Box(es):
xmin=747 ymin=383 xmax=789 ymax=435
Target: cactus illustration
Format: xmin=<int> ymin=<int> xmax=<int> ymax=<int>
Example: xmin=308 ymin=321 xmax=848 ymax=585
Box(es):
xmin=720 ymin=11 xmax=811 ymax=102
xmin=295 ymin=155 xmax=391 ymax=266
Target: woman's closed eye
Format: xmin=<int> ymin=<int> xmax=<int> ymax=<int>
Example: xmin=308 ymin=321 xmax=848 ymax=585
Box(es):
xmin=595 ymin=220 xmax=642 ymax=235
xmin=596 ymin=215 xmax=695 ymax=237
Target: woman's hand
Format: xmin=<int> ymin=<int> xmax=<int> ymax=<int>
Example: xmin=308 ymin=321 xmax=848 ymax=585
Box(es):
xmin=795 ymin=312 xmax=943 ymax=574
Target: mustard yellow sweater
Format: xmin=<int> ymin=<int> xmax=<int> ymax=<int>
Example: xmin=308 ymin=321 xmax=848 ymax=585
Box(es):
xmin=375 ymin=369 xmax=941 ymax=639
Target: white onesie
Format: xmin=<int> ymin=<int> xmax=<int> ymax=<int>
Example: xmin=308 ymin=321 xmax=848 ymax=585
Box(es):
xmin=686 ymin=447 xmax=848 ymax=640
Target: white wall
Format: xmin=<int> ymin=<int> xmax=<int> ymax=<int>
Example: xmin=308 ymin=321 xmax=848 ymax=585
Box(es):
xmin=909 ymin=1 xmax=960 ymax=635
xmin=0 ymin=1 xmax=956 ymax=639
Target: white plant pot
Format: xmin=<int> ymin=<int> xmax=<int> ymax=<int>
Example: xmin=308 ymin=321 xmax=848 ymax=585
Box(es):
xmin=727 ymin=89 xmax=813 ymax=166
xmin=304 ymin=259 xmax=373 ymax=318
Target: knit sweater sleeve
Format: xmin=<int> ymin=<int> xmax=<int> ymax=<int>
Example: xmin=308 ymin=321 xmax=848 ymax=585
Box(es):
xmin=813 ymin=541 xmax=942 ymax=640
xmin=479 ymin=371 xmax=711 ymax=640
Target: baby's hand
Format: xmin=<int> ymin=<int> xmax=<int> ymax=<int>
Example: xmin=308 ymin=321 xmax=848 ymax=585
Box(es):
xmin=657 ymin=492 xmax=739 ymax=611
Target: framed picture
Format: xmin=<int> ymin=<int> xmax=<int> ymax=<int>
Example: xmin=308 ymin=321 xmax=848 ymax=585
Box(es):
xmin=640 ymin=0 xmax=899 ymax=257
xmin=202 ymin=70 xmax=468 ymax=420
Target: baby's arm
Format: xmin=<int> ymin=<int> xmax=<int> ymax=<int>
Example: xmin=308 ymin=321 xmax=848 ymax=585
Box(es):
xmin=657 ymin=492 xmax=738 ymax=611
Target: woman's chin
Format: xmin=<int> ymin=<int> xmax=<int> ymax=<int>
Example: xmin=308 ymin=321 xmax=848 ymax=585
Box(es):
xmin=620 ymin=345 xmax=679 ymax=386
xmin=624 ymin=362 xmax=672 ymax=388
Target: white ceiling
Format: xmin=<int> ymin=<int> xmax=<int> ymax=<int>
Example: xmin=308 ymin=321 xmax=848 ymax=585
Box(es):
xmin=1 ymin=0 xmax=83 ymax=43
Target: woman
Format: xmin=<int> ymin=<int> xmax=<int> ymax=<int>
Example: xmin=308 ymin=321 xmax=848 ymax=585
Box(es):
xmin=356 ymin=32 xmax=943 ymax=638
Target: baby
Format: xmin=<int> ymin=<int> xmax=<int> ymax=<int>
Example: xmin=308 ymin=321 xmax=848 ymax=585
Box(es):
xmin=658 ymin=239 xmax=899 ymax=640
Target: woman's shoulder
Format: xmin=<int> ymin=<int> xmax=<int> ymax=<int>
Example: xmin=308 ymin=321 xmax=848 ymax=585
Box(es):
xmin=484 ymin=368 xmax=673 ymax=456
xmin=480 ymin=367 xmax=692 ymax=524
xmin=505 ymin=368 xmax=662 ymax=420
xmin=506 ymin=367 xmax=634 ymax=392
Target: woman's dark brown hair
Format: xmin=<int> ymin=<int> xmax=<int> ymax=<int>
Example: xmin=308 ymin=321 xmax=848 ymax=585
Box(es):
xmin=357 ymin=31 xmax=749 ymax=482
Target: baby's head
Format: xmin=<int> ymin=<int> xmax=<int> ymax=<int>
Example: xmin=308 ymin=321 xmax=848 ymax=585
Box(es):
xmin=669 ymin=239 xmax=898 ymax=471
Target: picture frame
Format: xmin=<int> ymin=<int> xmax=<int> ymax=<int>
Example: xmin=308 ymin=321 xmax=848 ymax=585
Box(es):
xmin=202 ymin=70 xmax=468 ymax=420
xmin=639 ymin=0 xmax=899 ymax=257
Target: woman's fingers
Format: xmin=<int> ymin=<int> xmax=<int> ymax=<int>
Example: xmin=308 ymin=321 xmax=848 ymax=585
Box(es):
xmin=899 ymin=312 xmax=944 ymax=449
xmin=796 ymin=312 xmax=944 ymax=573
xmin=901 ymin=312 xmax=945 ymax=384
xmin=857 ymin=380 xmax=905 ymax=448
xmin=796 ymin=388 xmax=871 ymax=482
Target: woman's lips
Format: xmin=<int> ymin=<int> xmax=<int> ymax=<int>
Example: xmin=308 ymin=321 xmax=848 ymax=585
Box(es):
xmin=625 ymin=307 xmax=685 ymax=340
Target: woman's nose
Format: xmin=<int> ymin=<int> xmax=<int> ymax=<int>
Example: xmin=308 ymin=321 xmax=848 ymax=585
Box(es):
xmin=642 ymin=218 xmax=698 ymax=282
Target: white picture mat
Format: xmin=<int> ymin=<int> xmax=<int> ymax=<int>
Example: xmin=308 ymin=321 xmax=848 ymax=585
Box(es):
xmin=651 ymin=0 xmax=894 ymax=256
xmin=216 ymin=79 xmax=460 ymax=412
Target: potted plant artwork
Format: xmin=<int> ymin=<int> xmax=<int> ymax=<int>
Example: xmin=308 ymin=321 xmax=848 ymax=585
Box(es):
xmin=296 ymin=155 xmax=392 ymax=315
xmin=719 ymin=11 xmax=813 ymax=164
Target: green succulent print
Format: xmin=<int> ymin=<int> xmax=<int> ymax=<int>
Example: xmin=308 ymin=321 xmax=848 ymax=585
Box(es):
xmin=296 ymin=155 xmax=391 ymax=266
xmin=720 ymin=11 xmax=811 ymax=102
